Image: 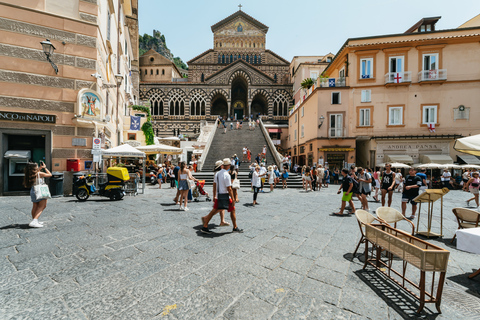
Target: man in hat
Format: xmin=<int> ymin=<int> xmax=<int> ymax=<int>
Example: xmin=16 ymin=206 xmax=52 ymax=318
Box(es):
xmin=211 ymin=160 xmax=230 ymax=227
xmin=201 ymin=158 xmax=243 ymax=234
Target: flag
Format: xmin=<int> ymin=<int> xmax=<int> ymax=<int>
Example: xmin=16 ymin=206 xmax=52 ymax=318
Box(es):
xmin=394 ymin=73 xmax=402 ymax=83
xmin=429 ymin=70 xmax=437 ymax=79
xmin=328 ymin=78 xmax=335 ymax=87
xmin=130 ymin=116 xmax=141 ymax=130
xmin=361 ymin=74 xmax=371 ymax=79
xmin=428 ymin=123 xmax=435 ymax=132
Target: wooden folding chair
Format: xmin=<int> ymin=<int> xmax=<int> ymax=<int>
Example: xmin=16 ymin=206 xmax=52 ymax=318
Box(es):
xmin=376 ymin=207 xmax=415 ymax=235
xmin=451 ymin=207 xmax=480 ymax=243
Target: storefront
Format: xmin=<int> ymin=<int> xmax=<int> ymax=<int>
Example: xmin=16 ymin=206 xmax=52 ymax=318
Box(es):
xmin=0 ymin=112 xmax=53 ymax=195
xmin=374 ymin=140 xmax=455 ymax=166
xmin=318 ymin=147 xmax=355 ymax=170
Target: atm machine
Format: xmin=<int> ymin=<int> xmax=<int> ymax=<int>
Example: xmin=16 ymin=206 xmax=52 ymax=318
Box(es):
xmin=4 ymin=150 xmax=31 ymax=191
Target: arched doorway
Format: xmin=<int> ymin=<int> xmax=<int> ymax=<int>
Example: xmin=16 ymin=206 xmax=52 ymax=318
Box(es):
xmin=211 ymin=93 xmax=228 ymax=118
xmin=231 ymin=76 xmax=248 ymax=119
xmin=251 ymin=93 xmax=268 ymax=118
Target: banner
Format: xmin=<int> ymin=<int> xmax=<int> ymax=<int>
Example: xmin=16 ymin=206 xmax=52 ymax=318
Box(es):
xmin=130 ymin=116 xmax=141 ymax=130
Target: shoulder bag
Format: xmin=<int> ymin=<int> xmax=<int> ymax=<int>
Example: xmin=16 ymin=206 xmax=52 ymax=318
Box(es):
xmin=34 ymin=173 xmax=51 ymax=201
xmin=232 ymin=178 xmax=240 ymax=189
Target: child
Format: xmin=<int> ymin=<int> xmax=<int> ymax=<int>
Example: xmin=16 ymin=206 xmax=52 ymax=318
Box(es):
xmin=281 ymin=169 xmax=289 ymax=189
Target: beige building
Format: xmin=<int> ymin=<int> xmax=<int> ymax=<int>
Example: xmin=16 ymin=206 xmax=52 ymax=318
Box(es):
xmin=287 ymin=16 xmax=480 ymax=169
xmin=0 ymin=0 xmax=137 ymax=195
xmin=139 ymin=49 xmax=183 ymax=83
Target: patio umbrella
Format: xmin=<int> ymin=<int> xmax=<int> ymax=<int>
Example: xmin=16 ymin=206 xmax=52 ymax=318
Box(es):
xmin=437 ymin=164 xmax=462 ymax=169
xmin=389 ymin=162 xmax=411 ymax=169
xmin=460 ymin=164 xmax=480 ymax=170
xmin=136 ymin=144 xmax=182 ymax=155
xmin=413 ymin=163 xmax=443 ymax=169
xmin=454 ymin=134 xmax=480 ymax=156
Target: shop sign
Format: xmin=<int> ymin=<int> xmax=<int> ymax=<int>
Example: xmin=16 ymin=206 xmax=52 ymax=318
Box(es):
xmin=0 ymin=111 xmax=56 ymax=123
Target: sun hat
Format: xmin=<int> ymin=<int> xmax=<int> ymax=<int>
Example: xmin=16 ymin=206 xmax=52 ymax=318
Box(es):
xmin=214 ymin=160 xmax=223 ymax=171
xmin=223 ymin=158 xmax=232 ymax=166
xmin=267 ymin=166 xmax=272 ymax=171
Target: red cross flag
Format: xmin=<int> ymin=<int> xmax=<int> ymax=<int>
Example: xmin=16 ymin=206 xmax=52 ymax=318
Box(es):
xmin=428 ymin=123 xmax=436 ymax=132
xmin=394 ymin=73 xmax=402 ymax=83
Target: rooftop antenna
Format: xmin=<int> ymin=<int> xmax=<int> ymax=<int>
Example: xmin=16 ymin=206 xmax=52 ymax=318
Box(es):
xmin=238 ymin=4 xmax=242 ymax=11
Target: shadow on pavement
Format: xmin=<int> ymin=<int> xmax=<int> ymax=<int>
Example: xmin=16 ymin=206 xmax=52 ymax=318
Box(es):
xmin=0 ymin=224 xmax=31 ymax=230
xmin=193 ymin=225 xmax=229 ymax=238
xmin=65 ymin=199 xmax=114 ymax=203
xmin=354 ymin=269 xmax=440 ymax=319
xmin=447 ymin=272 xmax=480 ymax=297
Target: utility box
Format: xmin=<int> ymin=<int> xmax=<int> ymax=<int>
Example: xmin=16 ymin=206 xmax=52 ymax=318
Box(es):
xmin=67 ymin=159 xmax=81 ymax=172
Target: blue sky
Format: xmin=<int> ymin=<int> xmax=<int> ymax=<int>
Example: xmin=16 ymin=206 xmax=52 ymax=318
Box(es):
xmin=138 ymin=0 xmax=480 ymax=64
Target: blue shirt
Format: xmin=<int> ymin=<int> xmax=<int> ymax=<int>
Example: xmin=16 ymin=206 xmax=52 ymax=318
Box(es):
xmin=416 ymin=172 xmax=427 ymax=186
xmin=282 ymin=172 xmax=289 ymax=179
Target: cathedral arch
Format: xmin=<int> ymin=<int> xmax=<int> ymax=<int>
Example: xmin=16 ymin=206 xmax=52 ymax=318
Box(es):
xmin=251 ymin=89 xmax=270 ymax=116
xmin=168 ymin=88 xmax=186 ymax=116
xmin=228 ymin=70 xmax=251 ymax=85
xmin=189 ymin=89 xmax=206 ymax=116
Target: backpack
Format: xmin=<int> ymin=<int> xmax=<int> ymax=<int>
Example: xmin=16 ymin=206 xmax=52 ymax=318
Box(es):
xmin=248 ymin=171 xmax=253 ymax=179
xmin=351 ymin=176 xmax=360 ymax=193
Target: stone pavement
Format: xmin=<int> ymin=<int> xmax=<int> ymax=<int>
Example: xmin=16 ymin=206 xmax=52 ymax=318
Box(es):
xmin=1 ymin=185 xmax=479 ymax=319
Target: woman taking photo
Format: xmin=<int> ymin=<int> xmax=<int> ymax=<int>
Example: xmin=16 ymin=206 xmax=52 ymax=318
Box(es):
xmin=177 ymin=162 xmax=197 ymax=211
xmin=24 ymin=161 xmax=52 ymax=228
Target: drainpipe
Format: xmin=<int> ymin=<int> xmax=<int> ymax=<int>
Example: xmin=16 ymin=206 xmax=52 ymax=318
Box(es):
xmin=116 ymin=0 xmax=121 ymax=145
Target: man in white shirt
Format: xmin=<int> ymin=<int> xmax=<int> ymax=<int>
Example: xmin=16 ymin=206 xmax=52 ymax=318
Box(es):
xmin=441 ymin=169 xmax=451 ymax=188
xmin=242 ymin=146 xmax=248 ymax=162
xmin=201 ymin=158 xmax=243 ymax=234
xmin=259 ymin=163 xmax=267 ymax=192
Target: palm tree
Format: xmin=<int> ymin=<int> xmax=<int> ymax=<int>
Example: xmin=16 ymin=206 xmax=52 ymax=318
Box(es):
xmin=301 ymin=78 xmax=314 ymax=89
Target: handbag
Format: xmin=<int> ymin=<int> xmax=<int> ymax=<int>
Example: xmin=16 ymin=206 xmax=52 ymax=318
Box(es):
xmin=232 ymin=178 xmax=240 ymax=189
xmin=187 ymin=179 xmax=195 ymax=189
xmin=34 ymin=173 xmax=51 ymax=201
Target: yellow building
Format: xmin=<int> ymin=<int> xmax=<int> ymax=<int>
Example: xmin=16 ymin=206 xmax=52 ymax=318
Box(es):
xmin=287 ymin=16 xmax=480 ymax=169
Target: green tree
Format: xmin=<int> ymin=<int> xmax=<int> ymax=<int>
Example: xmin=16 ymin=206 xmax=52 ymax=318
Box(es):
xmin=301 ymin=78 xmax=314 ymax=89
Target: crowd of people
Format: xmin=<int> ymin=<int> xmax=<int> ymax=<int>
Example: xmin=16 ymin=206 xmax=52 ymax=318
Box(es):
xmin=217 ymin=114 xmax=264 ymax=133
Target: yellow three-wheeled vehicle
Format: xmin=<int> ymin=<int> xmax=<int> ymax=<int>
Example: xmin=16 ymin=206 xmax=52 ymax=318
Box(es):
xmin=75 ymin=167 xmax=130 ymax=201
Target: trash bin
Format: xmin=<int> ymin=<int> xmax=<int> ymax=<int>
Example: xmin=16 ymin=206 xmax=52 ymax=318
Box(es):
xmin=49 ymin=172 xmax=64 ymax=197
xmin=72 ymin=172 xmax=84 ymax=196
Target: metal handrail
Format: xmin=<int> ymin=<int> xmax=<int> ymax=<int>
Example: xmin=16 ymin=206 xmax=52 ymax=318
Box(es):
xmin=198 ymin=118 xmax=219 ymax=171
xmin=259 ymin=118 xmax=282 ymax=168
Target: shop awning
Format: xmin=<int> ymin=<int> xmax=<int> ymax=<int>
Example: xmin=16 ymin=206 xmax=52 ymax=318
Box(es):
xmin=457 ymin=154 xmax=480 ymax=165
xmin=268 ymin=128 xmax=282 ymax=133
xmin=4 ymin=150 xmax=31 ymax=159
xmin=318 ymin=148 xmax=354 ymax=152
xmin=420 ymin=154 xmax=454 ymax=164
xmin=385 ymin=154 xmax=414 ymax=164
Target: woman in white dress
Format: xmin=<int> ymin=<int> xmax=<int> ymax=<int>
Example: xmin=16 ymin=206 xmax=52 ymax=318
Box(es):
xmin=268 ymin=166 xmax=275 ymax=192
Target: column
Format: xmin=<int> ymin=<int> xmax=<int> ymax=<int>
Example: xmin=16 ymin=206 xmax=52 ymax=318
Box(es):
xmin=227 ymin=101 xmax=231 ymax=119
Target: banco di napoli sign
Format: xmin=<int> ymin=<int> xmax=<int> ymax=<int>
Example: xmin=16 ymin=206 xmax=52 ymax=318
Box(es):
xmin=0 ymin=111 xmax=56 ymax=124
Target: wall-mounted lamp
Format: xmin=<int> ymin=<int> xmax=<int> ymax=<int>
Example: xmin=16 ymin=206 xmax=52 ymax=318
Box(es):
xmin=318 ymin=115 xmax=325 ymax=128
xmin=40 ymin=39 xmax=58 ymax=74
xmin=114 ymin=74 xmax=124 ymax=86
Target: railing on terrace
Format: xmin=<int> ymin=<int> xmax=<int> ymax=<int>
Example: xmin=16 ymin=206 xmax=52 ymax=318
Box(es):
xmin=385 ymin=71 xmax=412 ymax=84
xmin=418 ymin=69 xmax=447 ymax=82
xmin=317 ymin=77 xmax=346 ymax=88
xmin=328 ymin=127 xmax=347 ymax=138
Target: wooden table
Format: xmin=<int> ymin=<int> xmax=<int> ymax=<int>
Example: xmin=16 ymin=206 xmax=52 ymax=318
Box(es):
xmin=364 ymin=224 xmax=449 ymax=313
xmin=413 ymin=188 xmax=450 ymax=238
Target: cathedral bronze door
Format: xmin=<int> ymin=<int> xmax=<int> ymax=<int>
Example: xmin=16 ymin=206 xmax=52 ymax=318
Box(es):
xmin=231 ymin=76 xmax=248 ymax=119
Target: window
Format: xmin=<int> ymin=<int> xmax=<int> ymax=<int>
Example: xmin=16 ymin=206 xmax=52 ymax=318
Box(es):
xmin=301 ymin=125 xmax=304 ymax=138
xmin=310 ymin=71 xmax=318 ymax=81
xmin=144 ymin=69 xmax=147 ymax=75
xmin=190 ymin=90 xmax=206 ymax=116
xmin=301 ymin=107 xmax=304 ymax=117
xmin=326 ymin=57 xmax=332 ymax=62
xmin=389 ymin=56 xmax=404 ymax=73
xmin=156 ymin=69 xmax=159 ymax=75
xmin=150 ymin=69 xmax=153 ymax=75
xmin=360 ymin=58 xmax=373 ymax=79
xmin=331 ymin=92 xmax=341 ymax=104
xmin=274 ymin=74 xmax=277 ymax=82
xmin=359 ymin=108 xmax=370 ymax=126
xmin=423 ymin=53 xmax=438 ymax=71
xmin=329 ymin=114 xmax=343 ymax=137
xmin=162 ymin=69 xmax=165 ymax=75
xmin=295 ymin=113 xmax=297 ymax=123
xmin=422 ymin=105 xmax=437 ymax=124
xmin=107 ymin=10 xmax=111 ymax=41
xmin=388 ymin=106 xmax=403 ymax=125
xmin=294 ymin=129 xmax=297 ymax=141
xmin=361 ymin=90 xmax=371 ymax=102
xmin=201 ymin=73 xmax=204 ymax=82
xmin=128 ymin=133 xmax=136 ymax=140
xmin=339 ymin=68 xmax=345 ymax=79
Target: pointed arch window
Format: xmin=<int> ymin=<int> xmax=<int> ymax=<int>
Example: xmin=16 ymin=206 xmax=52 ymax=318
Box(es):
xmin=254 ymin=55 xmax=257 ymax=64
xmin=218 ymin=54 xmax=221 ymax=64
xmin=246 ymin=55 xmax=250 ymax=63
xmin=230 ymin=54 xmax=233 ymax=62
xmin=274 ymin=74 xmax=277 ymax=83
xmin=274 ymin=93 xmax=289 ymax=116
xmin=201 ymin=73 xmax=204 ymax=82
xmin=222 ymin=55 xmax=225 ymax=64
xmin=149 ymin=93 xmax=164 ymax=116
xmin=238 ymin=54 xmax=241 ymax=60
xmin=169 ymin=90 xmax=185 ymax=116
xmin=190 ymin=90 xmax=206 ymax=116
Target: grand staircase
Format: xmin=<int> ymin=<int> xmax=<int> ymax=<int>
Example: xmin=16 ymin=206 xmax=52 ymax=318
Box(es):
xmin=193 ymin=125 xmax=304 ymax=188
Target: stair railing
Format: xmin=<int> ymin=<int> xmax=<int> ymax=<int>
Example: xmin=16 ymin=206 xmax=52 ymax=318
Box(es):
xmin=198 ymin=118 xmax=219 ymax=172
xmin=258 ymin=118 xmax=283 ymax=168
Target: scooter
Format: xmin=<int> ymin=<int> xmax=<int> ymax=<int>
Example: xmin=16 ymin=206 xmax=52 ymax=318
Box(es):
xmin=149 ymin=171 xmax=158 ymax=185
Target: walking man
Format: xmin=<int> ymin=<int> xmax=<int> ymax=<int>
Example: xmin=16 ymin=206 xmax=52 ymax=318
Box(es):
xmin=402 ymin=168 xmax=422 ymax=220
xmin=381 ymin=163 xmax=396 ymax=207
xmin=201 ymin=158 xmax=243 ymax=234
xmin=262 ymin=145 xmax=267 ymax=161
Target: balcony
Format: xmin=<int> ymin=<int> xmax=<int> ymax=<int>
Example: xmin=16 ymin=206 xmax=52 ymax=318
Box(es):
xmin=317 ymin=77 xmax=347 ymax=88
xmin=384 ymin=71 xmax=412 ymax=84
xmin=328 ymin=127 xmax=346 ymax=138
xmin=418 ymin=69 xmax=447 ymax=82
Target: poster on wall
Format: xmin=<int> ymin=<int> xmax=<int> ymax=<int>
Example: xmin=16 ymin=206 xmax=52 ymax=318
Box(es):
xmin=77 ymin=89 xmax=103 ymax=121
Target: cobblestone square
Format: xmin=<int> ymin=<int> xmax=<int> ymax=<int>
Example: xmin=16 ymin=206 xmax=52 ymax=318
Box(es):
xmin=1 ymin=186 xmax=479 ymax=319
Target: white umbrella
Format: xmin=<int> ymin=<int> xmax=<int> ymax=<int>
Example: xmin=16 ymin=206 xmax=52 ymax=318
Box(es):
xmin=460 ymin=164 xmax=480 ymax=169
xmin=437 ymin=164 xmax=462 ymax=169
xmin=413 ymin=163 xmax=443 ymax=169
xmin=454 ymin=134 xmax=480 ymax=156
xmin=102 ymin=144 xmax=146 ymax=157
xmin=389 ymin=162 xmax=411 ymax=169
xmin=136 ymin=144 xmax=182 ymax=155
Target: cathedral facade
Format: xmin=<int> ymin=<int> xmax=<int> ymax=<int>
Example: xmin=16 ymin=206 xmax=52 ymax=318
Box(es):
xmin=139 ymin=10 xmax=292 ymax=137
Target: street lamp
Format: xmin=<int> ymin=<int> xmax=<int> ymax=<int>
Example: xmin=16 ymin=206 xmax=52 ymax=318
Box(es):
xmin=318 ymin=115 xmax=325 ymax=128
xmin=40 ymin=39 xmax=58 ymax=74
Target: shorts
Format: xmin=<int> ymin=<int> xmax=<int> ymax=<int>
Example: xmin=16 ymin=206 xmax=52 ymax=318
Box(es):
xmin=361 ymin=190 xmax=371 ymax=196
xmin=402 ymin=195 xmax=418 ymax=205
xmin=381 ymin=184 xmax=392 ymax=191
xmin=342 ymin=192 xmax=353 ymax=202
xmin=214 ymin=196 xmax=234 ymax=212
xmin=374 ymin=180 xmax=380 ymax=188
xmin=470 ymin=188 xmax=479 ymax=195
xmin=305 ymin=176 xmax=311 ymax=181
xmin=30 ymin=188 xmax=43 ymax=203
xmin=261 ymin=178 xmax=265 ymax=183
xmin=178 ymin=180 xmax=189 ymax=190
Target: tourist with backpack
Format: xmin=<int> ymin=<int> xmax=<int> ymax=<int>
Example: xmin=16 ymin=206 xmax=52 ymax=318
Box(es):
xmin=333 ymin=169 xmax=356 ymax=215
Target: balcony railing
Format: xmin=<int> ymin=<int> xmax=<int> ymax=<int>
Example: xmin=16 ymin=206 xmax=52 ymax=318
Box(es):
xmin=328 ymin=127 xmax=346 ymax=138
xmin=385 ymin=71 xmax=412 ymax=84
xmin=318 ymin=77 xmax=346 ymax=88
xmin=418 ymin=69 xmax=447 ymax=82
